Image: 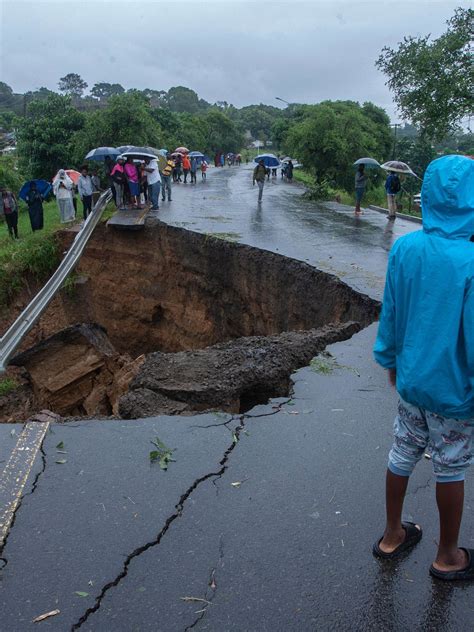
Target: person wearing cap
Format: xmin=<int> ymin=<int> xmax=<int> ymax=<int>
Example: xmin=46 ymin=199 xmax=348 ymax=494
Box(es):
xmin=253 ymin=159 xmax=267 ymax=203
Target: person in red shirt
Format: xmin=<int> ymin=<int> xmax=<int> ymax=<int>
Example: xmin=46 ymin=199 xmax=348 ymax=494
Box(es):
xmin=182 ymin=154 xmax=191 ymax=184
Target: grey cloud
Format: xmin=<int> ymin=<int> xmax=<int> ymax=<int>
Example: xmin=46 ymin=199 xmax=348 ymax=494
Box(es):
xmin=1 ymin=0 xmax=470 ymax=120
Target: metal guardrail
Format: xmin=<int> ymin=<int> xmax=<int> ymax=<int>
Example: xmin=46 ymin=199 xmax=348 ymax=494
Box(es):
xmin=0 ymin=189 xmax=112 ymax=373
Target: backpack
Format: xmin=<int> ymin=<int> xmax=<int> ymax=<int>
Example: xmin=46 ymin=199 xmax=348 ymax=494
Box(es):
xmin=389 ymin=175 xmax=401 ymax=194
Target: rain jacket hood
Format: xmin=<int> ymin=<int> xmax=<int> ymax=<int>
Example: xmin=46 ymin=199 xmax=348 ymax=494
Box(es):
xmin=422 ymin=154 xmax=474 ymax=241
xmin=374 ymin=155 xmax=474 ymax=419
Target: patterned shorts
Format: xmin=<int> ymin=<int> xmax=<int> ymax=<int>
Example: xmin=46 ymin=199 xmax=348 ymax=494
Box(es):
xmin=388 ymin=399 xmax=474 ymax=482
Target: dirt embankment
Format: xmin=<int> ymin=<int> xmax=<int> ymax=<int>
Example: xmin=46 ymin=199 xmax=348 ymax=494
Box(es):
xmin=1 ymin=221 xmax=379 ymax=422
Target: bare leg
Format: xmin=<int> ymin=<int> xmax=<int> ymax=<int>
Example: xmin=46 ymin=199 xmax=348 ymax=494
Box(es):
xmin=379 ymin=469 xmax=413 ymax=552
xmin=432 ymin=481 xmax=468 ymax=571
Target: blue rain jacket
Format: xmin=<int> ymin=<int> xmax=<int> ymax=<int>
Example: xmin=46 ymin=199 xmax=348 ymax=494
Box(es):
xmin=374 ymin=155 xmax=474 ymax=419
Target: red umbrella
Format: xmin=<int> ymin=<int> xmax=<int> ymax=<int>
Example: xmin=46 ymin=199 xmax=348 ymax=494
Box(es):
xmin=174 ymin=146 xmax=189 ymax=154
xmin=53 ymin=169 xmax=81 ymax=185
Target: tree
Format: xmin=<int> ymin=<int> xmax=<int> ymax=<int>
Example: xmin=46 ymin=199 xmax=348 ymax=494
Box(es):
xmin=202 ymin=109 xmax=243 ymax=154
xmin=90 ymin=82 xmax=125 ymax=99
xmin=376 ymin=7 xmax=473 ymax=140
xmin=237 ymin=104 xmax=283 ymax=139
xmin=166 ymin=86 xmax=201 ymax=113
xmin=16 ymin=94 xmax=85 ymax=178
xmin=283 ymin=101 xmax=392 ymax=191
xmin=58 ymin=73 xmax=88 ymax=97
xmin=71 ymin=93 xmax=162 ymax=164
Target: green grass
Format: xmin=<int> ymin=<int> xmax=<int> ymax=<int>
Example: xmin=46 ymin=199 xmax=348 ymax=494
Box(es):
xmin=0 ymin=377 xmax=17 ymax=396
xmin=294 ymin=170 xmax=422 ymax=218
xmin=0 ymin=198 xmax=116 ymax=309
xmin=0 ymin=200 xmax=63 ymax=308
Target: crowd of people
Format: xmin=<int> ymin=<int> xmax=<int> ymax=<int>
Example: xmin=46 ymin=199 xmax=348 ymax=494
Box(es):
xmin=103 ymin=151 xmax=210 ymax=212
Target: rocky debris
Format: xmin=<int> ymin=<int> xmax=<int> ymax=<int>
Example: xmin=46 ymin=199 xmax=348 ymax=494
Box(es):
xmin=119 ymin=321 xmax=361 ymax=419
xmin=10 ymin=324 xmax=143 ymax=417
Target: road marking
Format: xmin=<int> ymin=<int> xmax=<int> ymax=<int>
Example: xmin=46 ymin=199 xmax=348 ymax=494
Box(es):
xmin=0 ymin=421 xmax=50 ymax=547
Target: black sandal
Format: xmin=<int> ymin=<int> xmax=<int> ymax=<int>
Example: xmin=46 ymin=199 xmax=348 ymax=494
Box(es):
xmin=429 ymin=548 xmax=474 ymax=581
xmin=373 ymin=522 xmax=423 ymax=560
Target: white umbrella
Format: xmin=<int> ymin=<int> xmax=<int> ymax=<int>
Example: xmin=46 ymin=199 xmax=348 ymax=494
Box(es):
xmin=381 ymin=160 xmax=417 ymax=176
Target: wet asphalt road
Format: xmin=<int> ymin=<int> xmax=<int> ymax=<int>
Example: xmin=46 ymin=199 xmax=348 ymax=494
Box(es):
xmin=0 ymin=167 xmax=472 ymax=631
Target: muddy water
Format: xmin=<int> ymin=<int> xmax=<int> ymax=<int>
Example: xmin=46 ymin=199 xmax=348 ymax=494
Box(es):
xmin=1 ymin=221 xmax=380 ymax=421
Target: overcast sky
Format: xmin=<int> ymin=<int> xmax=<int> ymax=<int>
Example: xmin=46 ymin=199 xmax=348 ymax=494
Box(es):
xmin=1 ymin=0 xmax=470 ymax=121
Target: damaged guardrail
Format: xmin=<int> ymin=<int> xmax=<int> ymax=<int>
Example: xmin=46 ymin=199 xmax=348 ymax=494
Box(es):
xmin=0 ymin=189 xmax=112 ymax=373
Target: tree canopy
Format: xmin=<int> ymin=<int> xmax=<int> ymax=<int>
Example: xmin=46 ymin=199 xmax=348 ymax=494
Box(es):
xmin=283 ymin=100 xmax=392 ymax=191
xmin=16 ymin=94 xmax=85 ymax=178
xmin=376 ymin=7 xmax=473 ymax=140
xmin=58 ymin=73 xmax=88 ymax=97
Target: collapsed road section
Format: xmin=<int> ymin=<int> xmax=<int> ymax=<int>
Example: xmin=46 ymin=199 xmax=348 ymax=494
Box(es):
xmin=0 ymin=221 xmax=379 ymax=422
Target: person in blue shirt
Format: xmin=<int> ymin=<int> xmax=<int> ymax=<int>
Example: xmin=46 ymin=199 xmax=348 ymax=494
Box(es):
xmin=373 ymin=155 xmax=474 ymax=581
xmin=385 ymin=171 xmax=401 ymax=219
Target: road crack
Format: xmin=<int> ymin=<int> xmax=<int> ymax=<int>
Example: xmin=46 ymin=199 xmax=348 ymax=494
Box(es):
xmin=183 ymin=536 xmax=225 ymax=631
xmin=71 ymin=420 xmax=245 ymax=630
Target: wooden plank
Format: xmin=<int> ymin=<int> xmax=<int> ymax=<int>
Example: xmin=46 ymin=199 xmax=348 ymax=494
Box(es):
xmin=106 ymin=207 xmax=150 ymax=229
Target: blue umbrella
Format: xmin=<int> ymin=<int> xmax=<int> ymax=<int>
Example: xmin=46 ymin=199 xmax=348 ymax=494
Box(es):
xmin=188 ymin=151 xmax=204 ymax=158
xmin=85 ymin=147 xmax=121 ymax=161
xmin=19 ymin=179 xmax=52 ymax=201
xmin=158 ymin=149 xmax=168 ymax=157
xmin=254 ymin=153 xmax=280 ymax=168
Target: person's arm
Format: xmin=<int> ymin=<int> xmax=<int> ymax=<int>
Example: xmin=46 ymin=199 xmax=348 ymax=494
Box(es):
xmin=77 ymin=178 xmax=84 ymax=199
xmin=464 ymin=278 xmax=474 ymax=395
xmin=373 ymin=252 xmax=397 ymax=379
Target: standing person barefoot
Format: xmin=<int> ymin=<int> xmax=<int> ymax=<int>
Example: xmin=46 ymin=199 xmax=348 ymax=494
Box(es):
xmin=373 ymin=155 xmax=474 ymax=581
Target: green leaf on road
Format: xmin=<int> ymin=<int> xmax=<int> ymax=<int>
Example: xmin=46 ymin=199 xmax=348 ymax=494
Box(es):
xmin=55 ymin=459 xmax=67 ymax=464
xmin=149 ymin=437 xmax=175 ymax=471
xmin=74 ymin=591 xmax=89 ymax=597
xmin=56 ymin=441 xmax=65 ymax=449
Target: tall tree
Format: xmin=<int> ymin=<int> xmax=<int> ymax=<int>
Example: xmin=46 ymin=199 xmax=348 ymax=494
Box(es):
xmin=376 ymin=7 xmax=473 ymax=140
xmin=90 ymin=82 xmax=125 ymax=99
xmin=58 ymin=73 xmax=88 ymax=97
xmin=16 ymin=94 xmax=85 ymax=178
xmin=71 ymin=92 xmax=162 ymax=163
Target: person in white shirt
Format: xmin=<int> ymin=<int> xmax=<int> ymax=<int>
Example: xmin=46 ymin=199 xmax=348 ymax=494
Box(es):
xmin=53 ymin=169 xmax=75 ymax=223
xmin=77 ymin=165 xmax=95 ymax=219
xmin=144 ymin=157 xmax=161 ymax=210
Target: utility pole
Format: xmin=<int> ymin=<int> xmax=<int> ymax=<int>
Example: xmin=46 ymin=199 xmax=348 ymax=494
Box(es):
xmin=391 ymin=123 xmax=401 ymax=160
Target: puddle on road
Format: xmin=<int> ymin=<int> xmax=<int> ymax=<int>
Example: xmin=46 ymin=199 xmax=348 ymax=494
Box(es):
xmin=1 ymin=221 xmax=379 ymax=422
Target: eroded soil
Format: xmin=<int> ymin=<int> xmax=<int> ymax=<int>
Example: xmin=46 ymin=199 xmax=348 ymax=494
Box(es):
xmin=0 ymin=221 xmax=379 ymax=422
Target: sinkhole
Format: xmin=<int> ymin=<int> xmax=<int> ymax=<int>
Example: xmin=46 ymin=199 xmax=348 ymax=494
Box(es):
xmin=2 ymin=221 xmax=380 ymax=421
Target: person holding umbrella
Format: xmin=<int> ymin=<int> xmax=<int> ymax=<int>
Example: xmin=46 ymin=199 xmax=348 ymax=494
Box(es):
xmin=253 ymin=159 xmax=267 ymax=204
xmin=182 ymin=154 xmax=191 ymax=183
xmin=354 ymin=164 xmax=367 ymax=215
xmin=385 ymin=171 xmax=401 ymax=220
xmin=124 ymin=156 xmax=140 ymax=208
xmin=190 ymin=156 xmax=198 ymax=184
xmin=111 ymin=156 xmax=126 ymax=210
xmin=25 ymin=181 xmax=44 ymax=231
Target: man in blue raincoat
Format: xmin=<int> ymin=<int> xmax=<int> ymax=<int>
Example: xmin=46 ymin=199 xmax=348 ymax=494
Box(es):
xmin=372 ymin=155 xmax=474 ymax=581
